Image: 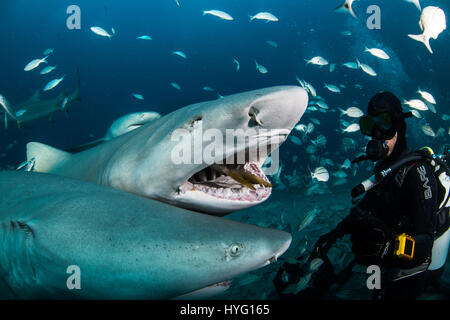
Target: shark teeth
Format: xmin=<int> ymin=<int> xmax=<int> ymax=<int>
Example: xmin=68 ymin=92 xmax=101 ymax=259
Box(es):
xmin=184 ymin=161 xmax=272 ymax=202
xmin=192 ymin=183 xmax=270 ymax=202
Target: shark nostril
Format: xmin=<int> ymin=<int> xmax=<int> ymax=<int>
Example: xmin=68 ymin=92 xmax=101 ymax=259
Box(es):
xmin=187 ymin=116 xmax=203 ymax=130
xmin=248 ymin=106 xmax=263 ymax=126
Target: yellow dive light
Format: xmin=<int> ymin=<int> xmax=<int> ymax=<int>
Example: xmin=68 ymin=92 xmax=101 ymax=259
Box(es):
xmin=394 ymin=233 xmax=415 ymax=260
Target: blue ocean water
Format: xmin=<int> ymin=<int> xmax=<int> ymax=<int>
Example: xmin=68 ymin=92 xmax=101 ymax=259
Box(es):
xmin=0 ymin=0 xmax=449 ymax=299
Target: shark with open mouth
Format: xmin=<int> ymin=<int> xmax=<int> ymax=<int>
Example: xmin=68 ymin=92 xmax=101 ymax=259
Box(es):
xmin=25 ymin=86 xmax=308 ymax=215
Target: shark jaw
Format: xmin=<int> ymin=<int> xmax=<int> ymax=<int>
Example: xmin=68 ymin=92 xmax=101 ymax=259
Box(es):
xmin=174 ymin=130 xmax=289 ymax=214
xmin=174 ymin=231 xmax=292 ymax=300
xmin=179 ymin=162 xmax=272 ymax=209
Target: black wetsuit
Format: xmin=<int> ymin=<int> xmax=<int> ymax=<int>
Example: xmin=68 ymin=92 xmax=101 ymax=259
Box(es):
xmin=341 ymin=147 xmax=442 ymax=299
xmin=274 ymin=150 xmax=441 ymax=300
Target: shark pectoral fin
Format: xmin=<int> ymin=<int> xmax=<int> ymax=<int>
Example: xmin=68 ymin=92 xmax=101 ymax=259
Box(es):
xmin=27 ymin=142 xmax=72 ymax=172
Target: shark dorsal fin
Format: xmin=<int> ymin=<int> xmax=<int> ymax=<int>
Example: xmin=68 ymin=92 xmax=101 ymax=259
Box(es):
xmin=27 ymin=142 xmax=72 ymax=173
xmin=28 ymin=90 xmax=41 ymax=102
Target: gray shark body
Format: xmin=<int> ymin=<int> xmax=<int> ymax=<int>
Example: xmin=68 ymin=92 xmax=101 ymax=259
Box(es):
xmin=0 ymin=171 xmax=291 ymax=299
xmin=1 ymin=71 xmax=81 ymax=128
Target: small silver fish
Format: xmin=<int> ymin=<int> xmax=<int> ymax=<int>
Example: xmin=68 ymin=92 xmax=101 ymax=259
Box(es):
xmin=309 ymin=258 xmax=324 ymax=272
xmin=282 ymin=273 xmax=312 ymax=295
xmin=249 ymin=12 xmax=279 ymax=22
xmin=203 ymin=10 xmax=234 ymax=21
xmin=172 ymin=51 xmax=187 ymax=59
xmin=137 ymin=35 xmax=152 ymax=40
xmin=298 ymin=208 xmax=319 ymax=231
xmin=133 ymin=93 xmax=144 ymax=100
xmin=24 ymin=56 xmax=48 ymax=72
xmin=91 ymin=26 xmax=114 ymax=39
xmin=40 ymin=65 xmax=57 ymax=75
xmin=43 ymin=48 xmax=54 ymax=56
xmin=255 ymin=60 xmax=268 ymax=74
xmin=43 ymin=75 xmax=65 ymax=91
xmin=170 ymin=82 xmax=182 ymax=91
xmin=232 ymin=58 xmax=240 ymax=71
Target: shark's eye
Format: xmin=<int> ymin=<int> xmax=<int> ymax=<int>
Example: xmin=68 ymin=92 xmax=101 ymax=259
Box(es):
xmin=229 ymin=243 xmax=243 ymax=257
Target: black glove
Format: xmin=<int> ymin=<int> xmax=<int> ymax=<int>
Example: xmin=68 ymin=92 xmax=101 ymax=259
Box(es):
xmin=312 ymin=224 xmax=345 ymax=259
xmin=349 ymin=215 xmax=394 ymax=266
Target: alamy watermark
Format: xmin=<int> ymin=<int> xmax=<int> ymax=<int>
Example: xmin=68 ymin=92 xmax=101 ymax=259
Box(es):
xmin=66 ymin=5 xmax=81 ymax=30
xmin=66 ymin=265 xmax=81 ymax=290
xmin=366 ymin=5 xmax=381 ymax=30
xmin=66 ymin=4 xmax=382 ymax=31
xmin=170 ymin=122 xmax=281 ymax=175
xmin=366 ymin=265 xmax=381 ymax=290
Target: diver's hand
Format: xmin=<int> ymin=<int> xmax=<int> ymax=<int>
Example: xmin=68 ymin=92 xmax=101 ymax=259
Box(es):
xmin=350 ymin=215 xmax=394 ymax=266
xmin=312 ymin=225 xmax=344 ymax=258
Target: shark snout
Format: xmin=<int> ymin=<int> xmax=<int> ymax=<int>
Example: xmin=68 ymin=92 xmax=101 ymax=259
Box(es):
xmin=265 ymin=228 xmax=292 ymax=263
xmin=249 ymin=86 xmax=308 ymax=131
xmin=247 ymin=226 xmax=292 ymax=270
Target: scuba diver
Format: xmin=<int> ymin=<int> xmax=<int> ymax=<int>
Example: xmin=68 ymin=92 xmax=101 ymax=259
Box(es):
xmin=274 ymin=91 xmax=450 ymax=300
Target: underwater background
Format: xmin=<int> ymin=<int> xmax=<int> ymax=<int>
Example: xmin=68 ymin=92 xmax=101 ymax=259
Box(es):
xmin=0 ymin=0 xmax=449 ymax=299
